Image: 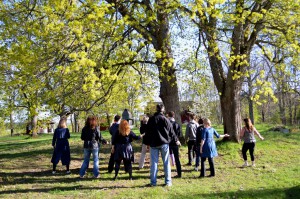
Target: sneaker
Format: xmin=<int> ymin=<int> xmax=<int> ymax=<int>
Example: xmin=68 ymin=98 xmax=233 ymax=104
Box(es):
xmin=194 ymin=167 xmax=199 ymax=171
xmin=242 ymin=162 xmax=249 ymax=167
xmin=252 ymin=162 xmax=256 ymax=167
xmin=147 ymin=183 xmax=156 ymax=187
xmin=52 ymin=171 xmax=56 ymax=174
xmin=164 ymin=184 xmax=172 ymax=187
xmin=79 ymin=175 xmax=85 ymax=179
xmin=66 ymin=171 xmax=71 ymax=174
xmin=187 ymin=163 xmax=192 ymax=166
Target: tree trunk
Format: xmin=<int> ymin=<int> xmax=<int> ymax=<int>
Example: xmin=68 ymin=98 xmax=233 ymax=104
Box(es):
xmin=220 ymin=85 xmax=242 ymax=142
xmin=10 ymin=112 xmax=14 ymax=136
xmin=155 ymin=0 xmax=181 ymax=124
xmin=278 ymin=91 xmax=286 ymax=125
xmin=288 ymin=96 xmax=293 ymax=125
xmin=31 ymin=114 xmax=38 ymax=136
xmin=74 ymin=112 xmax=79 ymax=133
xmin=248 ymin=98 xmax=254 ymax=124
xmin=70 ymin=114 xmax=74 ymax=133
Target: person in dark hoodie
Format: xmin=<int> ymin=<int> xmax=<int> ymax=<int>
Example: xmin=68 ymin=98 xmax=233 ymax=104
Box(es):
xmin=195 ymin=118 xmax=204 ymax=171
xmin=79 ymin=116 xmax=107 ymax=178
xmin=108 ymin=115 xmax=121 ymax=173
xmin=185 ymin=113 xmax=199 ymax=166
xmin=168 ymin=111 xmax=182 ymax=178
xmin=145 ymin=104 xmax=180 ymax=187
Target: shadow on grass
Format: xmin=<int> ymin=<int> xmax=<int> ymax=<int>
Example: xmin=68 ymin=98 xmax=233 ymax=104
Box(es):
xmin=0 ymin=148 xmax=53 ymax=159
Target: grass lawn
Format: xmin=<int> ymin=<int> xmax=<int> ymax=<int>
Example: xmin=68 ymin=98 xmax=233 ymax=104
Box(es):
xmin=0 ymin=125 xmax=299 ymax=199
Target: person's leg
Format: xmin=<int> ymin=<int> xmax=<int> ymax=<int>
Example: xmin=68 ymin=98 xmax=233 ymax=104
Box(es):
xmin=139 ymin=144 xmax=147 ymax=169
xmin=150 ymin=147 xmax=159 ymax=186
xmin=195 ymin=145 xmax=200 ymax=169
xmin=108 ymin=150 xmax=115 ymax=173
xmin=187 ymin=141 xmax=193 ymax=165
xmin=92 ymin=148 xmax=99 ymax=177
xmin=242 ymin=143 xmax=249 ymax=166
xmin=200 ymin=157 xmax=206 ymax=177
xmin=208 ymin=157 xmax=215 ymax=176
xmin=172 ymin=145 xmax=182 ymax=177
xmin=192 ymin=141 xmax=196 ymax=162
xmin=53 ymin=164 xmax=57 ymax=172
xmin=66 ymin=164 xmax=70 ymax=172
xmin=79 ymin=149 xmax=91 ymax=177
xmin=114 ymin=159 xmax=121 ymax=180
xmin=161 ymin=144 xmax=171 ymax=186
xmin=124 ymin=159 xmax=133 ymax=179
xmin=249 ymin=143 xmax=256 ymax=166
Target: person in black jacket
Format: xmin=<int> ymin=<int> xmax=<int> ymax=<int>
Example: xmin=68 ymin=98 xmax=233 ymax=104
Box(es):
xmin=168 ymin=111 xmax=182 ymax=178
xmin=108 ymin=115 xmax=121 ymax=173
xmin=195 ymin=118 xmax=204 ymax=171
xmin=145 ymin=104 xmax=181 ymax=187
xmin=79 ymin=116 xmax=107 ymax=178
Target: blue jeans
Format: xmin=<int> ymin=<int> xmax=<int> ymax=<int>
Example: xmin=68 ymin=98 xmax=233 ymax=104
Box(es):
xmin=79 ymin=148 xmax=99 ymax=177
xmin=150 ymin=144 xmax=171 ymax=186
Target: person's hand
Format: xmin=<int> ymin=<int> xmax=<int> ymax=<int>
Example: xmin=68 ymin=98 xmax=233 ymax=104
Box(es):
xmin=176 ymin=141 xmax=181 ymax=146
xmin=141 ymin=133 xmax=145 ymax=137
xmin=53 ymin=145 xmax=55 ymax=149
xmin=111 ymin=147 xmax=115 ymax=154
xmin=224 ymin=134 xmax=230 ymax=137
xmin=260 ymin=136 xmax=264 ymax=140
xmin=200 ymin=149 xmax=202 ymax=154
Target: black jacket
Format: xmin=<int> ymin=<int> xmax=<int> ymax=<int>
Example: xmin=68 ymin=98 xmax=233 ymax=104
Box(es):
xmin=81 ymin=126 xmax=106 ymax=149
xmin=196 ymin=124 xmax=204 ymax=145
xmin=169 ymin=119 xmax=182 ymax=146
xmin=144 ymin=112 xmax=178 ymax=147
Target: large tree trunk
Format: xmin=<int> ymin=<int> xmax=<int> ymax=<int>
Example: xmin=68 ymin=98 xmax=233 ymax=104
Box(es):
xmin=219 ymin=83 xmax=242 ymax=142
xmin=31 ymin=114 xmax=38 ymax=136
xmin=278 ymin=91 xmax=286 ymax=125
xmin=74 ymin=112 xmax=79 ymax=133
xmin=10 ymin=112 xmax=14 ymax=136
xmin=155 ymin=0 xmax=181 ymax=124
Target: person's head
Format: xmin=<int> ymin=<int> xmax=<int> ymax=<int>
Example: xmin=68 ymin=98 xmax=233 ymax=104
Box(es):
xmin=243 ymin=118 xmax=253 ymax=130
xmin=142 ymin=116 xmax=149 ymax=124
xmin=198 ymin=118 xmax=204 ymax=125
xmin=114 ymin=115 xmax=121 ymax=122
xmin=85 ymin=115 xmax=98 ymax=129
xmin=58 ymin=118 xmax=67 ymax=128
xmin=119 ymin=120 xmax=130 ymax=136
xmin=156 ymin=104 xmax=165 ymax=113
xmin=203 ymin=118 xmax=211 ymax=127
xmin=168 ymin=111 xmax=175 ymax=118
xmin=188 ymin=112 xmax=196 ymax=121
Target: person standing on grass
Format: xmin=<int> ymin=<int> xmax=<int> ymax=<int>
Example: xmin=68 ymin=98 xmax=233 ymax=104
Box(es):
xmin=168 ymin=111 xmax=182 ymax=178
xmin=108 ymin=115 xmax=121 ymax=173
xmin=51 ymin=118 xmax=71 ymax=174
xmin=200 ymin=118 xmax=229 ymax=177
xmin=111 ymin=120 xmax=143 ymax=180
xmin=185 ymin=112 xmax=199 ymax=166
xmin=240 ymin=118 xmax=264 ymax=167
xmin=139 ymin=116 xmax=149 ymax=169
xmin=145 ymin=104 xmax=181 ymax=187
xmin=79 ymin=116 xmax=107 ymax=178
xmin=195 ymin=118 xmax=204 ymax=171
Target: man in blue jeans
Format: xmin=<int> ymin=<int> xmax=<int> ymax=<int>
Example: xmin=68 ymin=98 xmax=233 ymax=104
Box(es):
xmin=145 ymin=104 xmax=181 ymax=186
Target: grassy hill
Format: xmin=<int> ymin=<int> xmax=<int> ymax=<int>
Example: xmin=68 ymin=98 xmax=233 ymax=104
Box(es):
xmin=0 ymin=125 xmax=299 ymax=198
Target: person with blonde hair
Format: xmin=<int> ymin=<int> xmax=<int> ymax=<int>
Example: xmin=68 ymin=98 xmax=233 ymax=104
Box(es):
xmin=240 ymin=118 xmax=264 ymax=167
xmin=51 ymin=117 xmax=71 ymax=174
xmin=79 ymin=116 xmax=107 ymax=178
xmin=200 ymin=118 xmax=229 ymax=177
xmin=111 ymin=120 xmax=143 ymax=180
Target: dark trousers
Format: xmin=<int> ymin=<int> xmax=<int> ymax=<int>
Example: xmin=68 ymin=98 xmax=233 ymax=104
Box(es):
xmin=200 ymin=157 xmax=215 ymax=177
xmin=115 ymin=159 xmax=132 ymax=178
xmin=108 ymin=152 xmax=115 ymax=173
xmin=195 ymin=145 xmax=200 ymax=167
xmin=170 ymin=145 xmax=182 ymax=177
xmin=242 ymin=142 xmax=256 ymax=161
xmin=187 ymin=140 xmax=196 ymax=164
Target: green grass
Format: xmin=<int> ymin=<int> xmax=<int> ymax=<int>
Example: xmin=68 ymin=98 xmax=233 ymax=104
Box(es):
xmin=0 ymin=125 xmax=299 ymax=199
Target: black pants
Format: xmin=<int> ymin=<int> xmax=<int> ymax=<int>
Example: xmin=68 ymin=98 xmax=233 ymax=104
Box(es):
xmin=187 ymin=140 xmax=196 ymax=164
xmin=108 ymin=152 xmax=115 ymax=173
xmin=115 ymin=159 xmax=132 ymax=178
xmin=200 ymin=157 xmax=215 ymax=177
xmin=170 ymin=145 xmax=182 ymax=177
xmin=242 ymin=142 xmax=256 ymax=161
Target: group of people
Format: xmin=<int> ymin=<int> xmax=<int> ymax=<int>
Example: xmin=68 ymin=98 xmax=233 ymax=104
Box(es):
xmin=51 ymin=104 xmax=264 ymax=186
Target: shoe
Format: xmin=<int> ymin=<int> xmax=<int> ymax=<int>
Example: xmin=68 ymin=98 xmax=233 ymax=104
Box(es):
xmin=66 ymin=171 xmax=71 ymax=174
xmin=174 ymin=175 xmax=181 ymax=178
xmin=187 ymin=163 xmax=192 ymax=166
xmin=208 ymin=174 xmax=215 ymax=177
xmin=164 ymin=184 xmax=172 ymax=187
xmin=242 ymin=162 xmax=249 ymax=167
xmin=52 ymin=171 xmax=56 ymax=174
xmin=252 ymin=161 xmax=256 ymax=167
xmin=199 ymin=175 xmax=205 ymax=178
xmin=147 ymin=183 xmax=156 ymax=187
xmin=79 ymin=175 xmax=85 ymax=179
xmin=94 ymin=175 xmax=99 ymax=178
xmin=194 ymin=167 xmax=199 ymax=171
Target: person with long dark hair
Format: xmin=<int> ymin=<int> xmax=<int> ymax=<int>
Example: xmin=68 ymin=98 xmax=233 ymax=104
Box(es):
xmin=240 ymin=118 xmax=264 ymax=167
xmin=51 ymin=118 xmax=71 ymax=174
xmin=111 ymin=120 xmax=143 ymax=180
xmin=79 ymin=116 xmax=107 ymax=178
xmin=139 ymin=116 xmax=149 ymax=169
